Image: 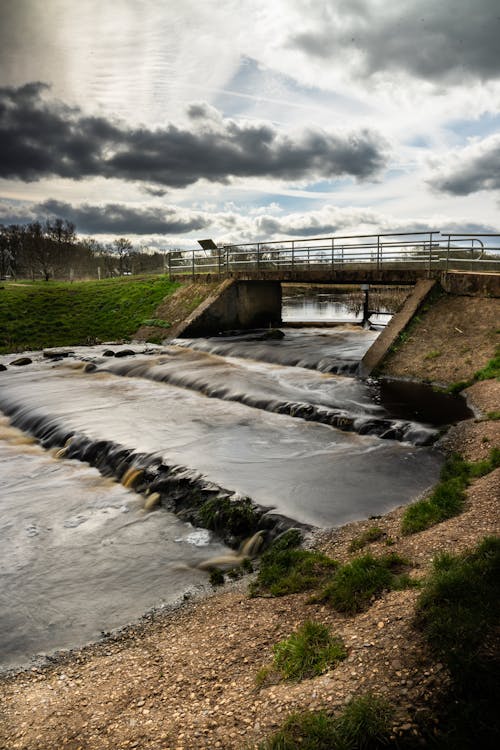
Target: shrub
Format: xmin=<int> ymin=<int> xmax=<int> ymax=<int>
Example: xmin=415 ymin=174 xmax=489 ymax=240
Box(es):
xmin=259 ymin=694 xmax=393 ymax=750
xmin=313 ymin=553 xmax=410 ymax=615
xmin=272 ymin=621 xmax=347 ymax=681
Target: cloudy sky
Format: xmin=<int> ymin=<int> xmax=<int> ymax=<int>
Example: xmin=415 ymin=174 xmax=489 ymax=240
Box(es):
xmin=1 ymin=0 xmax=500 ymax=248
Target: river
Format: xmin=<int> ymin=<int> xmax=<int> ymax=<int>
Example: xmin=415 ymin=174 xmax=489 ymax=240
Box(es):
xmin=0 ymin=297 xmax=470 ymax=668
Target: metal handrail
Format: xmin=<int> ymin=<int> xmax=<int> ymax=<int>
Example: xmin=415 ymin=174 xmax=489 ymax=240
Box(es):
xmin=167 ymin=231 xmax=500 ymax=279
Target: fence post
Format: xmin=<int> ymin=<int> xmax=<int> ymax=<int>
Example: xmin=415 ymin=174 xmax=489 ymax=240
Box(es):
xmin=377 ymin=235 xmax=381 ymax=271
xmin=218 ymin=245 xmax=221 ymax=276
xmin=445 ymin=235 xmax=450 ymax=273
xmin=331 ymin=238 xmax=335 ymax=271
xmin=192 ymin=250 xmax=195 ymax=280
xmin=167 ymin=252 xmax=171 ymax=280
xmin=257 ymin=243 xmax=260 ymax=272
xmin=291 ymin=240 xmax=295 ymax=271
xmin=428 ymin=232 xmax=433 ymax=278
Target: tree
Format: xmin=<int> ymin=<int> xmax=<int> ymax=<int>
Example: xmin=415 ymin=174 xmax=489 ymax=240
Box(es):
xmin=112 ymin=237 xmax=134 ymax=275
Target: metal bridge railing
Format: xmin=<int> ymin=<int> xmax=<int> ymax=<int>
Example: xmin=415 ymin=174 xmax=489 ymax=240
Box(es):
xmin=166 ymin=231 xmax=500 ymax=278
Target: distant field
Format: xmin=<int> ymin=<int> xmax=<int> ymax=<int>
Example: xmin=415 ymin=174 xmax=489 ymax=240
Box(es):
xmin=0 ymin=276 xmax=180 ymax=354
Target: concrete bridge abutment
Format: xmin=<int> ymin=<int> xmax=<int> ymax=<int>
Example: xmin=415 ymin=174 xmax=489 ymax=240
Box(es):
xmin=176 ymin=279 xmax=282 ymax=337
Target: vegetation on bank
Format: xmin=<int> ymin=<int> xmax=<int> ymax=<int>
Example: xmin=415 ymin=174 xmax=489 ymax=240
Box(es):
xmin=257 ymin=620 xmax=347 ymax=685
xmin=0 ymin=276 xmax=179 ymax=353
xmin=413 ymin=536 xmax=500 ymax=747
xmin=259 ymin=694 xmax=394 ymax=750
xmin=249 ymin=530 xmax=337 ymax=597
xmin=401 ymin=448 xmax=500 ymax=534
xmin=446 ymin=343 xmax=500 ymax=394
xmin=258 ymin=536 xmax=499 ymax=749
xmin=311 ymin=553 xmax=414 ymax=615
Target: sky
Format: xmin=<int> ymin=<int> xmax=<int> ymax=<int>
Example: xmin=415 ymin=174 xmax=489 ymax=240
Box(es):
xmin=1 ymin=0 xmax=500 ymax=250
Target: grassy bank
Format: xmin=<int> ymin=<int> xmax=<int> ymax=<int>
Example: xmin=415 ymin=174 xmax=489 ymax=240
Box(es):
xmin=0 ymin=276 xmax=179 ymax=353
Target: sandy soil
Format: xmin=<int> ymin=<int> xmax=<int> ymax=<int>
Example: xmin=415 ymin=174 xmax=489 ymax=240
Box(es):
xmin=1 ymin=293 xmax=499 ymax=750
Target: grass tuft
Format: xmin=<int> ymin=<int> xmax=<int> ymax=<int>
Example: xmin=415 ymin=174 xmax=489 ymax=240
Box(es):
xmin=348 ymin=526 xmax=385 ymax=553
xmin=312 ymin=553 xmax=411 ymax=615
xmin=259 ymin=693 xmax=393 ymax=749
xmin=249 ymin=533 xmax=337 ymax=598
xmin=272 ymin=621 xmax=347 ymax=681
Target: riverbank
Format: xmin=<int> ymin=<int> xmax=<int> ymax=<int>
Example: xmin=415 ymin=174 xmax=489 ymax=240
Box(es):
xmin=0 ymin=375 xmax=498 ymax=749
xmin=0 ymin=276 xmax=180 ymax=354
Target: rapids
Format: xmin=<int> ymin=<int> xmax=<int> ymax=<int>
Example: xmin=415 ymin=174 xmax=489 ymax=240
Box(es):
xmin=0 ymin=326 xmax=470 ymax=668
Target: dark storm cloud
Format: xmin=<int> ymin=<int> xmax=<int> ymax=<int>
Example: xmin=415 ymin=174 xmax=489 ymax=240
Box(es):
xmin=291 ymin=0 xmax=500 ymax=83
xmin=432 ymin=136 xmax=500 ymax=195
xmin=38 ymin=200 xmax=209 ymax=234
xmin=0 ymin=83 xmax=388 ymax=187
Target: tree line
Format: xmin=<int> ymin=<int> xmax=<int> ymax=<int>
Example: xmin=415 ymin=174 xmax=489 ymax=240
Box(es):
xmin=0 ymin=219 xmax=171 ymax=281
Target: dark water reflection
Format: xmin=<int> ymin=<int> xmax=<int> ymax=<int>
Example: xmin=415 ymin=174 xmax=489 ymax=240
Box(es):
xmin=282 ymin=287 xmax=408 ymax=324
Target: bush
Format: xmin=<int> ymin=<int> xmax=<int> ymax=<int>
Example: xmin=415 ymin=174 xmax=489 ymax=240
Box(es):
xmin=259 ymin=694 xmax=393 ymax=750
xmin=272 ymin=621 xmax=347 ymax=681
xmin=313 ymin=553 xmax=411 ymax=615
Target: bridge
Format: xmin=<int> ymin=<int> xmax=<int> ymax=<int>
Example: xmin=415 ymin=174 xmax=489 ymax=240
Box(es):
xmin=167 ymin=230 xmax=500 ymax=284
xmin=165 ymin=230 xmax=500 ymax=341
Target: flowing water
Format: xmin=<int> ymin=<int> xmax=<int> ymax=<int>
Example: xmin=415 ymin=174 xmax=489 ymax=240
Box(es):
xmin=0 ymin=324 xmax=470 ymax=669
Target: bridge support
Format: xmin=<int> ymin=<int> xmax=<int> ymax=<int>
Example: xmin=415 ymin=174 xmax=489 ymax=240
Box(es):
xmin=178 ymin=280 xmax=282 ymax=336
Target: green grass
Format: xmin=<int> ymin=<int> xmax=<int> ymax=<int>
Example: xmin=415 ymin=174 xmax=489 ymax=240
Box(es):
xmin=446 ymin=344 xmax=500 ymax=393
xmin=424 ymin=349 xmax=441 ymax=360
xmin=249 ymin=530 xmax=337 ymax=598
xmin=312 ymin=553 xmax=412 ymax=615
xmin=486 ymin=410 xmax=500 ymax=420
xmin=412 ymin=537 xmax=500 ymax=747
xmin=348 ymin=526 xmax=385 ymax=553
xmin=402 ymin=449 xmax=500 ymax=535
xmin=474 ymin=345 xmax=500 ymax=381
xmin=259 ymin=694 xmax=393 ymax=750
xmin=0 ymin=276 xmax=180 ymax=353
xmin=415 ymin=537 xmax=500 ymax=678
xmin=272 ymin=621 xmax=347 ymax=682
